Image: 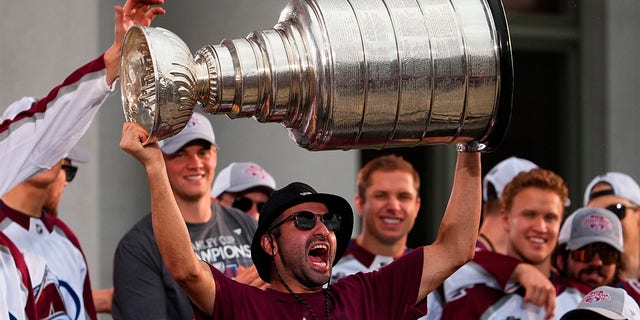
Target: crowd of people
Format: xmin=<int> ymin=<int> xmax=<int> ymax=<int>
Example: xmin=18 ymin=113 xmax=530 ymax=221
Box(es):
xmin=2 ymin=1 xmax=640 ymax=320
xmin=425 ymin=157 xmax=640 ymax=319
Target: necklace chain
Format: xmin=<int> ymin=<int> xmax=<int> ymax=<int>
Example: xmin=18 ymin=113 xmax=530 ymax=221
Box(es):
xmin=274 ymin=264 xmax=331 ymax=320
xmin=479 ymin=233 xmax=495 ymax=252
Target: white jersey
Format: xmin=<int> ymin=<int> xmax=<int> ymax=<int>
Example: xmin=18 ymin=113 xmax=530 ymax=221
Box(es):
xmin=480 ymin=294 xmax=547 ymax=320
xmin=426 ymin=260 xmax=507 ymax=320
xmin=438 ymin=250 xmax=557 ymax=320
xmin=0 ymin=55 xmax=113 ymax=197
xmin=0 ymin=202 xmax=96 ymax=319
xmin=330 ymin=239 xmax=397 ymax=283
xmin=0 ymin=232 xmax=35 ymax=320
xmin=555 ymin=286 xmax=584 ymax=319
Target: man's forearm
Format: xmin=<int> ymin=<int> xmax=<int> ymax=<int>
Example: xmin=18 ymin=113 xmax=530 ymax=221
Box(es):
xmin=439 ymin=151 xmax=482 ymax=262
xmin=147 ymin=163 xmax=199 ymax=277
xmin=418 ymin=151 xmax=481 ymax=301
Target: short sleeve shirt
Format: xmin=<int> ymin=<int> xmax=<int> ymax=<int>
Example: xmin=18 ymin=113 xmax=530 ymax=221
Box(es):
xmin=205 ymin=248 xmax=425 ymax=319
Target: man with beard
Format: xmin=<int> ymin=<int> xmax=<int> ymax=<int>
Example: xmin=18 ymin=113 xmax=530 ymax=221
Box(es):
xmin=119 ymin=120 xmax=482 ymax=319
xmin=42 ymin=146 xmax=88 ymax=217
xmin=39 ymin=146 xmax=114 ymax=313
xmin=584 ymin=172 xmax=640 ymax=281
xmin=554 ymin=207 xmax=625 ymax=317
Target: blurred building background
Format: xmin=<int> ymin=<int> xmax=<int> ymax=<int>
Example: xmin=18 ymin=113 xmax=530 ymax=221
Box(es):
xmin=1 ymin=1 xmax=638 ymax=318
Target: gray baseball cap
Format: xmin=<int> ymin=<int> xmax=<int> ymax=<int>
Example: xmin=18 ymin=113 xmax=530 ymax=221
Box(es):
xmin=211 ymin=162 xmax=276 ymax=198
xmin=483 ymin=156 xmax=538 ymax=201
xmin=158 ymin=112 xmax=216 ymax=154
xmin=584 ymin=172 xmax=640 ymax=207
xmin=558 ymin=207 xmax=623 ymax=252
xmin=560 ymin=286 xmax=640 ymax=320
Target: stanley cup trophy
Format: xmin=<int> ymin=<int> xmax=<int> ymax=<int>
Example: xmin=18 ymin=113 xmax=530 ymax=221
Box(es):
xmin=121 ymin=0 xmax=513 ymax=151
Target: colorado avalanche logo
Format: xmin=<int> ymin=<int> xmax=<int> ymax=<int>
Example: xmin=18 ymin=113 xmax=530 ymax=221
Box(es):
xmin=582 ymin=289 xmax=611 ymax=304
xmin=33 ymin=266 xmax=82 ymax=319
xmin=582 ymin=215 xmax=612 ymax=232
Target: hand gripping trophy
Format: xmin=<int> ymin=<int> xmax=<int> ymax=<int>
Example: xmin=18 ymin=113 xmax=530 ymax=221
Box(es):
xmin=120 ymin=0 xmax=513 ymax=152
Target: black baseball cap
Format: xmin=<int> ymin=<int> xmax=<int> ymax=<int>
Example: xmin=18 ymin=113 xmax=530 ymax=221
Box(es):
xmin=250 ymin=182 xmax=353 ymax=282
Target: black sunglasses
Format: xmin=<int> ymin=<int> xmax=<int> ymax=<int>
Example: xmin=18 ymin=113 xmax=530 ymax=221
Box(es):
xmin=232 ymin=196 xmax=266 ymax=213
xmin=61 ymin=164 xmax=78 ymax=183
xmin=571 ymin=243 xmax=620 ymax=265
xmin=605 ymin=203 xmax=639 ymax=220
xmin=269 ymin=211 xmax=341 ymax=233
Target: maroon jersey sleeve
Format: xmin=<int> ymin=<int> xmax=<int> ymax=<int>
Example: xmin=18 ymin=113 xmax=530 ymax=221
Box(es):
xmin=473 ymin=250 xmax=521 ymax=288
xmin=0 ymin=232 xmax=37 ymax=319
xmin=621 ymin=279 xmax=640 ymax=305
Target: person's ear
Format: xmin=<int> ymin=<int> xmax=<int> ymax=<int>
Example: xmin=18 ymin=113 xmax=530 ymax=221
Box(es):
xmin=354 ymin=194 xmax=365 ymax=218
xmin=261 ymin=234 xmax=277 ymax=256
xmin=501 ymin=209 xmax=510 ymax=232
xmin=554 ymin=251 xmax=566 ymax=272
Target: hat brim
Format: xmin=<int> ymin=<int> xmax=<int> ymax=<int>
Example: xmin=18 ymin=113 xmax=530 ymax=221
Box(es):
xmin=66 ymin=146 xmax=90 ymax=163
xmin=560 ymin=308 xmax=624 ymax=320
xmin=160 ymin=134 xmax=216 ymax=154
xmin=251 ymin=193 xmax=353 ymax=283
xmin=567 ymin=236 xmax=624 ymax=253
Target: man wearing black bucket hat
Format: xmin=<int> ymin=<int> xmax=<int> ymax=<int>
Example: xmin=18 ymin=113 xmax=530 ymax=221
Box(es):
xmin=119 ymin=121 xmax=482 ymax=319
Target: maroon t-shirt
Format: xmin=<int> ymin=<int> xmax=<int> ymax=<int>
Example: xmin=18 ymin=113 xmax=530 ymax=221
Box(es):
xmin=204 ymin=248 xmax=425 ymax=319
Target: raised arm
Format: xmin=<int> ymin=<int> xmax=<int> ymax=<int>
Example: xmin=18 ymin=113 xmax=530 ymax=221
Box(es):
xmin=0 ymin=0 xmax=164 ymax=197
xmin=417 ymin=151 xmax=482 ymax=302
xmin=119 ymin=122 xmax=217 ymax=315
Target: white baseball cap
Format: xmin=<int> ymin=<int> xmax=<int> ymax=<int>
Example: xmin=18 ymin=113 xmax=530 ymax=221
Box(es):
xmin=557 ymin=207 xmax=623 ymax=252
xmin=560 ymin=286 xmax=640 ymax=320
xmin=211 ymin=162 xmax=276 ymax=198
xmin=158 ymin=112 xmax=216 ymax=154
xmin=483 ymin=156 xmax=538 ymax=201
xmin=65 ymin=146 xmax=90 ymax=163
xmin=584 ymin=172 xmax=640 ymax=207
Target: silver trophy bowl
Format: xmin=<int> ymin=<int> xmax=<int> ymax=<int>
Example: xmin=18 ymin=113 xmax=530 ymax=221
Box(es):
xmin=121 ymin=0 xmax=513 ymax=151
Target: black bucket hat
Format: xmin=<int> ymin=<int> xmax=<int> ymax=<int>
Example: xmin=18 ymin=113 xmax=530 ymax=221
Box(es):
xmin=250 ymin=182 xmax=354 ymax=282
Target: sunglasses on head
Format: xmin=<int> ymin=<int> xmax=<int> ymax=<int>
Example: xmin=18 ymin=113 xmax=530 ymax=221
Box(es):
xmin=268 ymin=211 xmax=341 ymax=233
xmin=571 ymin=243 xmax=620 ymax=265
xmin=232 ymin=196 xmax=265 ymax=212
xmin=61 ymin=164 xmax=78 ymax=183
xmin=605 ymin=203 xmax=639 ymax=220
